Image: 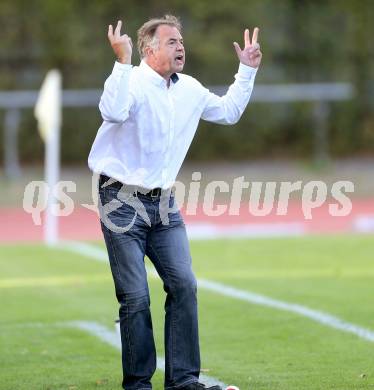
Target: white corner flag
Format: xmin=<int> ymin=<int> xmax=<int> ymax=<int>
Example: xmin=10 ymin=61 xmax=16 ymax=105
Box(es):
xmin=34 ymin=70 xmax=62 ymax=246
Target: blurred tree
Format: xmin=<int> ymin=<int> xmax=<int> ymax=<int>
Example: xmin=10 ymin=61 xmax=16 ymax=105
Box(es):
xmin=0 ymin=0 xmax=372 ymax=162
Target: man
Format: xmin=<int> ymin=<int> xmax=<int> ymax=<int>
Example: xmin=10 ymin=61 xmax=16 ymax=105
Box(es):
xmin=88 ymin=14 xmax=261 ymax=390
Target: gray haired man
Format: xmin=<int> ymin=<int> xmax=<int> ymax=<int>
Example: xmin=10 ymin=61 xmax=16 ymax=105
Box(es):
xmin=88 ymin=14 xmax=262 ymax=390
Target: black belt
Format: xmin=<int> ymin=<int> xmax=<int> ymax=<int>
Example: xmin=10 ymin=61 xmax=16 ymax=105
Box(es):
xmin=99 ymin=174 xmax=163 ymax=198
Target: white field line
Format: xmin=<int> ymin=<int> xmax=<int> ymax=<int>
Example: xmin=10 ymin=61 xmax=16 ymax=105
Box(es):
xmin=67 ymin=320 xmax=228 ymax=388
xmin=197 ymin=279 xmax=374 ymax=342
xmin=57 ymin=241 xmax=374 ymax=343
xmin=1 ymin=320 xmax=227 ymax=387
xmin=186 ymin=222 xmax=305 ymax=240
xmin=57 ymin=240 xmax=109 ymax=262
xmin=354 ymin=214 xmax=374 ymax=233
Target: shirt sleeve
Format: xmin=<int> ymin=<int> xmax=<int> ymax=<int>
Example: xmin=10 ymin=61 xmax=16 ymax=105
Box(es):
xmin=200 ymin=63 xmax=258 ymax=125
xmin=98 ymin=62 xmax=136 ymax=123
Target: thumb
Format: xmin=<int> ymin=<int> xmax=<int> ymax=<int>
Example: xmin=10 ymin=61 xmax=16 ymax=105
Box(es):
xmin=233 ymin=42 xmax=241 ymax=58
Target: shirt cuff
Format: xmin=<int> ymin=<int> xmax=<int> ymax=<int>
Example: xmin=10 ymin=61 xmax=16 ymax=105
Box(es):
xmin=113 ymin=61 xmax=133 ymax=73
xmin=237 ymin=62 xmax=258 ymax=79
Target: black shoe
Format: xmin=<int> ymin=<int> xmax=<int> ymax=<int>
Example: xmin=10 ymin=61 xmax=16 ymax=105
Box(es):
xmin=180 ymin=383 xmax=222 ymax=390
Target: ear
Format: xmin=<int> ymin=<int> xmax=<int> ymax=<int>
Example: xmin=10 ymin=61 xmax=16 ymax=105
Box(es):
xmin=144 ymin=46 xmax=154 ymax=58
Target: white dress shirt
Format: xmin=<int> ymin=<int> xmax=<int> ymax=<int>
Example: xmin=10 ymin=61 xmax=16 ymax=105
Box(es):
xmin=88 ymin=60 xmax=258 ymax=189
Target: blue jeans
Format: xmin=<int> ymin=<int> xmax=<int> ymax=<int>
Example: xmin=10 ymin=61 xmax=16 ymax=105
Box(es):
xmin=98 ymin=179 xmax=200 ymax=389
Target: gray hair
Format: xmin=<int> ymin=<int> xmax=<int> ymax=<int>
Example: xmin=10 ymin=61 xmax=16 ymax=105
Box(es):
xmin=137 ymin=14 xmax=182 ymax=58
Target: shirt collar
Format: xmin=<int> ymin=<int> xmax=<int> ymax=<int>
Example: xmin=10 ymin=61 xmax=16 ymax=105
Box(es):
xmin=139 ymin=60 xmax=179 ymax=86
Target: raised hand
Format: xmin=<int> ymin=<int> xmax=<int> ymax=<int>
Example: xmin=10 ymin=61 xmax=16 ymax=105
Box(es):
xmin=233 ymin=27 xmax=262 ymax=68
xmin=108 ymin=20 xmax=133 ymax=64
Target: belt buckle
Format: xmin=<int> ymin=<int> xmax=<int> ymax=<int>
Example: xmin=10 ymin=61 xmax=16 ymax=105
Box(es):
xmin=150 ymin=188 xmax=159 ymax=198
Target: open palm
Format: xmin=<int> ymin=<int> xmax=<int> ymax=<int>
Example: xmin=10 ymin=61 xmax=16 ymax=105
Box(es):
xmin=234 ymin=27 xmax=262 ymax=68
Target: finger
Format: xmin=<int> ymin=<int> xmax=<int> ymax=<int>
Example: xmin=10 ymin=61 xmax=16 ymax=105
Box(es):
xmin=122 ymin=34 xmax=133 ymax=47
xmin=108 ymin=24 xmax=113 ymax=39
xmin=249 ymin=43 xmax=260 ymax=53
xmin=233 ymin=42 xmax=242 ymax=58
xmin=252 ymin=27 xmax=259 ymax=44
xmin=244 ymin=28 xmax=250 ymax=47
xmin=114 ymin=20 xmax=122 ymax=36
xmin=253 ymin=50 xmax=262 ymax=60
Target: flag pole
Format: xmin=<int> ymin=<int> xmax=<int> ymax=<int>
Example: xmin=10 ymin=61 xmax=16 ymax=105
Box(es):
xmin=44 ymin=119 xmax=60 ymax=245
xmin=34 ymin=70 xmax=62 ymax=246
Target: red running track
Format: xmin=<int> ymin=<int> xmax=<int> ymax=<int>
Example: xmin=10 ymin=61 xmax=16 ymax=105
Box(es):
xmin=1 ymin=199 xmax=374 ymax=243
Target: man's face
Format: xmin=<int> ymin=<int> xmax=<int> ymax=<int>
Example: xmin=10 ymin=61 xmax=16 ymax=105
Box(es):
xmin=147 ymin=25 xmax=185 ymax=78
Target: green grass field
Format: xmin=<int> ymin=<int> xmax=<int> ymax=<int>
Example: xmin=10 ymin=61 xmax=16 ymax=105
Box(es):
xmin=1 ymin=235 xmax=374 ymax=390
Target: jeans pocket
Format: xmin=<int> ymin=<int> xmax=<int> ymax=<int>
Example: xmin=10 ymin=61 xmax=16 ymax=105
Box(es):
xmin=99 ymin=188 xmax=139 ymax=233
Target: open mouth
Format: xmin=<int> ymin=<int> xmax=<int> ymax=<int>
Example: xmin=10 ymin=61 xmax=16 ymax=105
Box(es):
xmin=175 ymin=55 xmax=184 ymax=63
